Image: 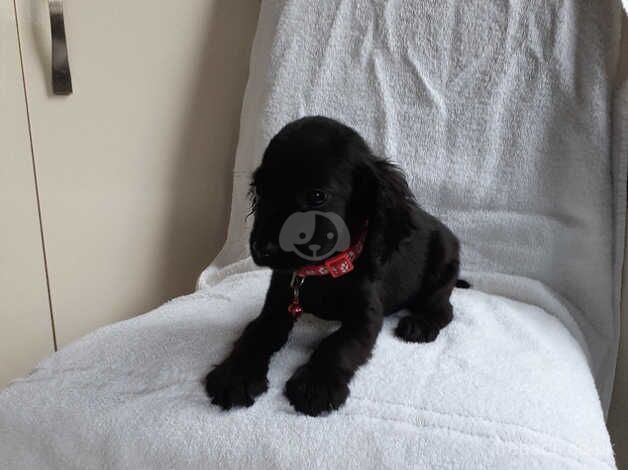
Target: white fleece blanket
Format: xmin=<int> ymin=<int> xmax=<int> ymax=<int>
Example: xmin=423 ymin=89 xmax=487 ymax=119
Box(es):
xmin=202 ymin=0 xmax=628 ymax=411
xmin=0 ymin=265 xmax=616 ymax=469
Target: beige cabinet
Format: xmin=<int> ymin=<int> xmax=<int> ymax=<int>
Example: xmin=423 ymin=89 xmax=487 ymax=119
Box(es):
xmin=0 ymin=1 xmax=54 ymax=386
xmin=1 ymin=0 xmax=259 ymax=386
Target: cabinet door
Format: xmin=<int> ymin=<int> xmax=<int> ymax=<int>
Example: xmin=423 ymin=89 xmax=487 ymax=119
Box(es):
xmin=14 ymin=0 xmax=259 ymax=346
xmin=0 ymin=2 xmax=55 ymax=387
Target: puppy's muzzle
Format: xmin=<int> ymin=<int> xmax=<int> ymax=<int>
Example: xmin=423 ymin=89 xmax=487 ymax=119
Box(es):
xmin=251 ymin=240 xmax=280 ymax=261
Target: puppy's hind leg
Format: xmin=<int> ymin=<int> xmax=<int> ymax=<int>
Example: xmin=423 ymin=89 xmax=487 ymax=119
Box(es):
xmin=394 ymin=261 xmax=457 ymax=343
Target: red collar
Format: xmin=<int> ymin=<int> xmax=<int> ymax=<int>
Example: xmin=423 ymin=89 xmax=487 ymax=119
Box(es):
xmin=295 ymin=225 xmax=367 ymax=278
xmin=288 ymin=223 xmax=368 ymax=318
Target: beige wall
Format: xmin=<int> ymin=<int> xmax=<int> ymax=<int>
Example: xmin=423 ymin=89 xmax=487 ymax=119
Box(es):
xmin=0 ymin=1 xmax=55 ymax=386
xmin=12 ymin=0 xmax=260 ymax=349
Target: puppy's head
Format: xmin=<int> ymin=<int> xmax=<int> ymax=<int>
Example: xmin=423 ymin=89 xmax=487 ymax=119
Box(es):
xmin=249 ymin=116 xmax=415 ymax=270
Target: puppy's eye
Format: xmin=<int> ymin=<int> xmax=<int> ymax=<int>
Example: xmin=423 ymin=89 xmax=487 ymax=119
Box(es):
xmin=306 ymin=190 xmax=328 ymax=207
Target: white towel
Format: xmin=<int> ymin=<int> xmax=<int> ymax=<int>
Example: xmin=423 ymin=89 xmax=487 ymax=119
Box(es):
xmin=0 ymin=267 xmax=616 ymax=469
xmin=200 ymin=0 xmax=628 ymax=411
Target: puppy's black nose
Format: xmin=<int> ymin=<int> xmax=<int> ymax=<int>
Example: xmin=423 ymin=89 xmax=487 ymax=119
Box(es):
xmin=253 ymin=241 xmax=279 ymax=258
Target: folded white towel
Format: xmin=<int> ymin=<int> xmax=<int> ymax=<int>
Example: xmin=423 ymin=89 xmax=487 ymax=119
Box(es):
xmin=0 ymin=267 xmax=616 ymax=469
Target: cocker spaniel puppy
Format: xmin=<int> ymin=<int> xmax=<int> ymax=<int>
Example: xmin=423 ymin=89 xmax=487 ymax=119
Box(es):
xmin=205 ymin=116 xmax=465 ymax=416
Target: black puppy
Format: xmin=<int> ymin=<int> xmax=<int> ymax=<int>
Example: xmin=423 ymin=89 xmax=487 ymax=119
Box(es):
xmin=205 ymin=116 xmax=464 ymax=416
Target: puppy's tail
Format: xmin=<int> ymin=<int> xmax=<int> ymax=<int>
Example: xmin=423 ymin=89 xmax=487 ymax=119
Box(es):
xmin=456 ymin=279 xmax=471 ymax=289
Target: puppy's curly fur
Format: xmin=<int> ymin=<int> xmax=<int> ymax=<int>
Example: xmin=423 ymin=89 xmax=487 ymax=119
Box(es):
xmin=205 ymin=116 xmax=464 ymax=416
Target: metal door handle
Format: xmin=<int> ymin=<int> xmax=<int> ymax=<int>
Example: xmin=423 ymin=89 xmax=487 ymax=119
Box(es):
xmin=49 ymin=1 xmax=72 ymax=95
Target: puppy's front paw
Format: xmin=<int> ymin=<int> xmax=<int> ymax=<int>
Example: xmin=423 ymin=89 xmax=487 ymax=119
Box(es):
xmin=395 ymin=315 xmax=440 ymax=343
xmin=205 ymin=360 xmax=268 ymax=410
xmin=284 ymin=365 xmax=349 ymax=416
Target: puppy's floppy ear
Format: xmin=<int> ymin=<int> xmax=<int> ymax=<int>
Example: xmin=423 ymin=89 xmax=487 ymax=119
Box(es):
xmin=352 ymin=157 xmax=416 ymax=263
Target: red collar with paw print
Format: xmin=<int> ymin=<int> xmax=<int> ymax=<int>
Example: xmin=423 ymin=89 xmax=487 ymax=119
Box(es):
xmin=287 ymin=224 xmax=368 ymax=318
